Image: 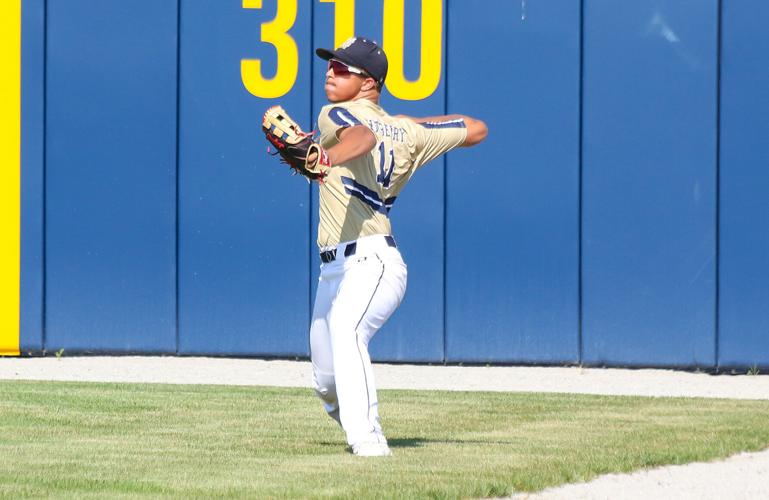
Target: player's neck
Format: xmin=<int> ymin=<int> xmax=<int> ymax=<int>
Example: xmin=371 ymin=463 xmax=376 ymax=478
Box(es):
xmin=352 ymin=89 xmax=380 ymax=105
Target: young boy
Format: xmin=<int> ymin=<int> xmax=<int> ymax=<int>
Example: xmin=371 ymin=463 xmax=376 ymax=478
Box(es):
xmin=309 ymin=37 xmax=487 ymax=456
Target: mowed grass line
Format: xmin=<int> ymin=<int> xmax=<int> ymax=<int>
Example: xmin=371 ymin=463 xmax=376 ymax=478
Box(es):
xmin=1 ymin=381 xmax=768 ymax=499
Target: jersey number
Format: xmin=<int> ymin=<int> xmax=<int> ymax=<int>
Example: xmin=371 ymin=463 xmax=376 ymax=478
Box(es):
xmin=377 ymin=142 xmax=395 ymax=188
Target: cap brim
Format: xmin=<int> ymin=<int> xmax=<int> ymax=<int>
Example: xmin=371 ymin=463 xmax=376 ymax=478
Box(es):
xmin=315 ymin=48 xmax=337 ymax=61
xmin=315 ymin=48 xmax=360 ymax=68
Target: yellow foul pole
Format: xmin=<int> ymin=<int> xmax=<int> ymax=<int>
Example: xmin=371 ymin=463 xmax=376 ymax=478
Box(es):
xmin=0 ymin=0 xmax=22 ymax=356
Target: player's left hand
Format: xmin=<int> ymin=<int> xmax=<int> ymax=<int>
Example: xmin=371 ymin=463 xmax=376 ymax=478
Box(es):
xmin=262 ymin=105 xmax=330 ymax=182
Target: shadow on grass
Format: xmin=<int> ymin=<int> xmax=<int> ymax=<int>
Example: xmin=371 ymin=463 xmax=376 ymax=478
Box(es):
xmin=388 ymin=438 xmax=424 ymax=448
xmin=389 ymin=437 xmax=520 ymax=448
xmin=316 ymin=437 xmax=520 ymax=449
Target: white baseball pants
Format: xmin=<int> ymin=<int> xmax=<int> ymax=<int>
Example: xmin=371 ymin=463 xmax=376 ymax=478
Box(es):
xmin=310 ymin=235 xmax=407 ymax=447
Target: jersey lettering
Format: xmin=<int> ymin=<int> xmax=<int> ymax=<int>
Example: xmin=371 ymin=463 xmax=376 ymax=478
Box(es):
xmin=367 ymin=119 xmax=407 ymax=143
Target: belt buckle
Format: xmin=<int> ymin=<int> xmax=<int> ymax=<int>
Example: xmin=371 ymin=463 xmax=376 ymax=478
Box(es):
xmin=320 ymin=249 xmax=337 ymax=263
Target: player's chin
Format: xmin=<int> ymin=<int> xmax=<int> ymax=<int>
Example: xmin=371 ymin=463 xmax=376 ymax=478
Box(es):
xmin=324 ymin=86 xmax=342 ymax=102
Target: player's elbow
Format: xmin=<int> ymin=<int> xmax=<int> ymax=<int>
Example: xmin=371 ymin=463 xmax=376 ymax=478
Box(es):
xmin=463 ymin=118 xmax=488 ymax=147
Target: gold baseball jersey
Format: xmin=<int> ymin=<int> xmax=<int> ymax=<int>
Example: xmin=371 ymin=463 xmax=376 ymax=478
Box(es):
xmin=316 ymin=99 xmax=467 ymax=248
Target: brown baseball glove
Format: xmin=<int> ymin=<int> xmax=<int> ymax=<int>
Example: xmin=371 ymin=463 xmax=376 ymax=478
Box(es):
xmin=262 ymin=106 xmax=330 ymax=182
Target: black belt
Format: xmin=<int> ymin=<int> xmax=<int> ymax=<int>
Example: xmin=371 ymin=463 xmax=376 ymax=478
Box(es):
xmin=320 ymin=235 xmax=396 ymax=263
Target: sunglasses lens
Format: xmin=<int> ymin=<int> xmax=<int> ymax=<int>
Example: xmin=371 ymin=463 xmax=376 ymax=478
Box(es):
xmin=329 ymin=60 xmax=350 ymax=75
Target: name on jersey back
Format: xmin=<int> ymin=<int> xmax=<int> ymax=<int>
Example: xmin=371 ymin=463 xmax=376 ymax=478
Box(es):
xmin=366 ymin=119 xmax=407 ymax=143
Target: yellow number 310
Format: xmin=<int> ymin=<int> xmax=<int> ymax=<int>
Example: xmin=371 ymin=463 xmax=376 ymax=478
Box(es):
xmin=241 ymin=0 xmax=442 ymax=101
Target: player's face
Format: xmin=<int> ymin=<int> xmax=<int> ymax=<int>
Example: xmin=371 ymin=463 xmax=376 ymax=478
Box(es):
xmin=324 ymin=60 xmax=367 ymax=102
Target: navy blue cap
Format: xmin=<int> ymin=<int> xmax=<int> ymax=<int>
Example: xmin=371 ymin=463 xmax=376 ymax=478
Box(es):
xmin=316 ymin=37 xmax=388 ymax=87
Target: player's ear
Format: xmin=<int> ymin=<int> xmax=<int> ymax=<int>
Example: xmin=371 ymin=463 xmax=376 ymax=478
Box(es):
xmin=362 ymin=77 xmax=378 ymax=92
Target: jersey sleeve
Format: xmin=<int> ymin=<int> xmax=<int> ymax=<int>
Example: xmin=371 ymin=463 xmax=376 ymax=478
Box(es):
xmin=317 ymin=104 xmax=368 ymax=148
xmin=410 ymin=118 xmax=468 ymax=168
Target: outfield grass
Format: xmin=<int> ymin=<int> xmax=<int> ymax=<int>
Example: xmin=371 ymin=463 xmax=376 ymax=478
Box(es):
xmin=1 ymin=381 xmax=768 ymax=499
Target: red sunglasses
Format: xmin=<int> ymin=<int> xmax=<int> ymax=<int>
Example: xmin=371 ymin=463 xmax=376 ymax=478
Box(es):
xmin=328 ymin=59 xmax=368 ymax=77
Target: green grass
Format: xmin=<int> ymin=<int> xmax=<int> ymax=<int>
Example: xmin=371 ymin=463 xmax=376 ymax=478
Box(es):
xmin=1 ymin=381 xmax=768 ymax=499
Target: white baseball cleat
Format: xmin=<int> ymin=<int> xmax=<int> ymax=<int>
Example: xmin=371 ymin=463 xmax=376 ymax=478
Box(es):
xmin=352 ymin=442 xmax=393 ymax=457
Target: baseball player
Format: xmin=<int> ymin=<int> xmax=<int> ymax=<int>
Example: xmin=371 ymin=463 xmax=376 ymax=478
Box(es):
xmin=263 ymin=37 xmax=487 ymax=456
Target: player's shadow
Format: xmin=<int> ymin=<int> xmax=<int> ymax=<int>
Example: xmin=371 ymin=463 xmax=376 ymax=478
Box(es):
xmin=387 ymin=437 xmax=426 ymax=448
xmin=316 ymin=438 xmax=425 ymax=448
xmin=389 ymin=437 xmax=520 ymax=447
xmin=316 ymin=437 xmax=519 ymax=450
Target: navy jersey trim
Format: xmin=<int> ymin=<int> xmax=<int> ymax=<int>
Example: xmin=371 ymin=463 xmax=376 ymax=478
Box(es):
xmin=341 ymin=176 xmax=397 ymax=215
xmin=419 ymin=118 xmax=466 ymax=129
xmin=329 ymin=107 xmax=362 ymax=128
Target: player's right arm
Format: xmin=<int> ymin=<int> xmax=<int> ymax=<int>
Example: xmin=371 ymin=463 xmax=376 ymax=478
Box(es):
xmin=397 ymin=114 xmax=488 ymax=146
xmin=401 ymin=113 xmax=487 ymax=169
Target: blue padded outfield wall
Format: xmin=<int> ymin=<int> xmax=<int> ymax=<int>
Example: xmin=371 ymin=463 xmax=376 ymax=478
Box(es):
xmin=8 ymin=0 xmax=769 ymax=369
